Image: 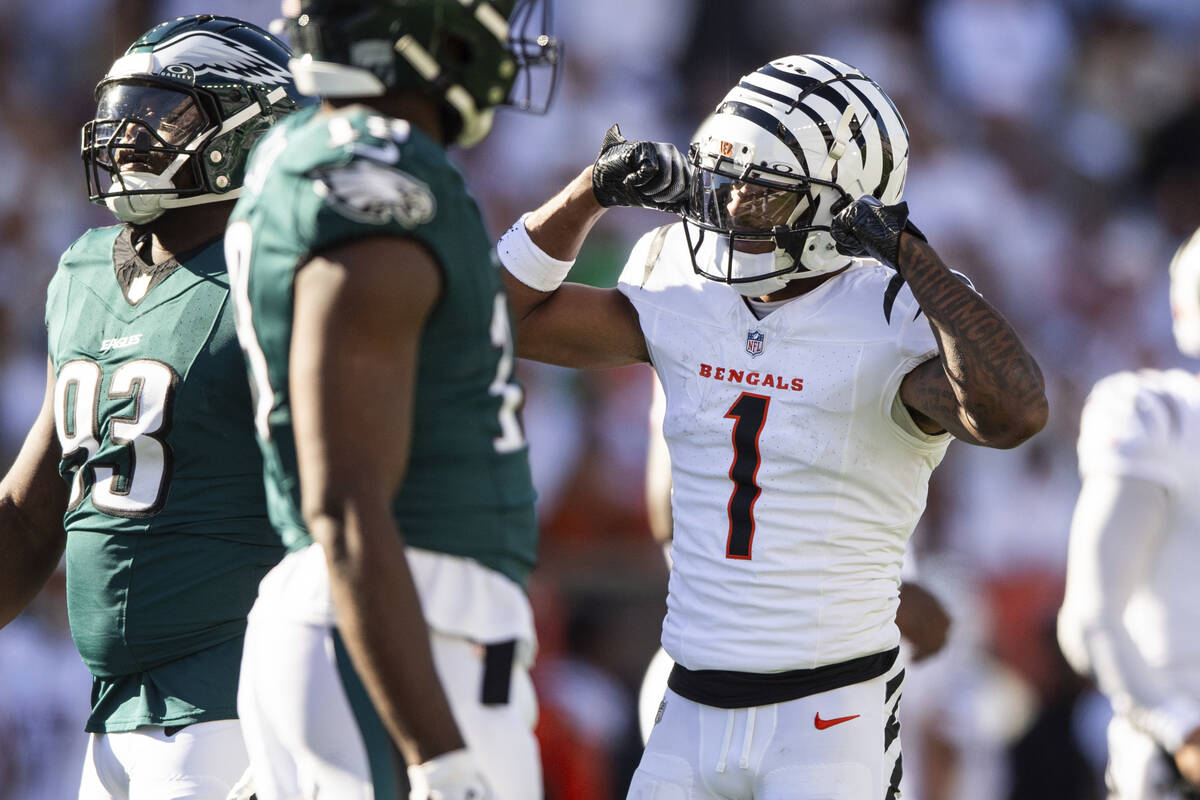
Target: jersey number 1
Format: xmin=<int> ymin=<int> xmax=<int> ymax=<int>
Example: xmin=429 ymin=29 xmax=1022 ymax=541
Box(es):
xmin=724 ymin=392 xmax=769 ymax=559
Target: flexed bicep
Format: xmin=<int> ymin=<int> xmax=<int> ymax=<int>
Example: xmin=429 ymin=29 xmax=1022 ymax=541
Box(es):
xmin=898 ymin=357 xmax=976 ymax=442
xmin=497 ymin=166 xmax=649 ymax=369
xmin=501 ymin=275 xmax=648 ymax=368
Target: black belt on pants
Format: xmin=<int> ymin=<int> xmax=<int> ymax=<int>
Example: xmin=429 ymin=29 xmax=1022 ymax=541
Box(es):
xmin=667 ymin=647 xmax=900 ymax=709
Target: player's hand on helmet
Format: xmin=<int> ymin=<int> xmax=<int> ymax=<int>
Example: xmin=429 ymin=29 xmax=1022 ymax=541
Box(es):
xmin=830 ymin=196 xmax=927 ymax=269
xmin=592 ymin=123 xmax=690 ymax=213
xmin=408 ymin=748 xmax=494 ymax=800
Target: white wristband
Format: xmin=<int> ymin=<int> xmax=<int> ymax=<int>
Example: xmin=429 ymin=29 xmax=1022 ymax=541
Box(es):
xmin=496 ymin=213 xmax=574 ymax=293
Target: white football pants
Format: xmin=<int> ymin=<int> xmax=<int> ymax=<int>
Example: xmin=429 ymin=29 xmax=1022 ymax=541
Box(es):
xmin=629 ymin=658 xmax=904 ymax=800
xmin=238 ymin=547 xmax=541 ymax=800
xmin=77 ymin=719 xmax=248 ymax=800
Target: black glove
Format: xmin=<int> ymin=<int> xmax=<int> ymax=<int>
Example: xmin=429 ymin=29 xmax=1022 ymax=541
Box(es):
xmin=591 ymin=124 xmax=689 ymax=213
xmin=830 ymin=196 xmax=927 ymax=269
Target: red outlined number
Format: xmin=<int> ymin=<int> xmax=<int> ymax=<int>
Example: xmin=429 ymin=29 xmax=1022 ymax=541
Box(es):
xmin=724 ymin=392 xmax=769 ymax=559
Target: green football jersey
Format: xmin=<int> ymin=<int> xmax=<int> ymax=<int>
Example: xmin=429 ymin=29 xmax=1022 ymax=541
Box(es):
xmin=227 ymin=105 xmax=538 ymax=586
xmin=45 ymin=226 xmax=283 ymax=732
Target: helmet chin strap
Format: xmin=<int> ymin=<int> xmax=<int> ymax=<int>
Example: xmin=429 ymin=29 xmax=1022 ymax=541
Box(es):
xmin=105 ymin=162 xmax=181 ymax=225
xmin=707 ymin=235 xmax=791 ymax=297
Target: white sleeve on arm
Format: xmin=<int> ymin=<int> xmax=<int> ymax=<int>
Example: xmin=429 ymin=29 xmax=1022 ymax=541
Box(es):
xmin=1058 ymin=472 xmax=1200 ymax=752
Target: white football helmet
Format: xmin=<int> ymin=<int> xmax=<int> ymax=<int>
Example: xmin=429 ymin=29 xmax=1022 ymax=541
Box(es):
xmin=1170 ymin=227 xmax=1200 ymax=358
xmin=682 ymin=55 xmax=910 ymax=295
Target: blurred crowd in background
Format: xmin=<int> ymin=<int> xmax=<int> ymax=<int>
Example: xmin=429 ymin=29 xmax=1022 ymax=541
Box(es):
xmin=3 ymin=0 xmax=1200 ymax=797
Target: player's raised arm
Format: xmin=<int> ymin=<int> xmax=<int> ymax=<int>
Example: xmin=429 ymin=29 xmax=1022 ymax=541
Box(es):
xmin=831 ymin=198 xmax=1048 ymax=447
xmin=0 ymin=359 xmax=68 ymax=626
xmin=289 ymin=237 xmax=467 ymax=768
xmin=498 ymin=124 xmax=689 ymax=369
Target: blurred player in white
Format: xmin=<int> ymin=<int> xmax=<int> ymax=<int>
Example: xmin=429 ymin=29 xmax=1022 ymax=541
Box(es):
xmin=1058 ymin=230 xmax=1200 ymax=799
xmin=499 ymin=55 xmax=1047 ymax=799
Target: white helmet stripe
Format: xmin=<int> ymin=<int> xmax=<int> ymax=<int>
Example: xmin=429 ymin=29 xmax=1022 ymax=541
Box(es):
xmin=831 ymin=78 xmax=905 ymax=199
xmin=468 ymin=1 xmax=511 ymax=42
xmin=753 ymin=64 xmax=863 ymax=136
xmin=807 ymin=55 xmax=909 ymax=138
xmin=750 ymin=62 xmax=897 ymax=198
xmin=735 ymin=80 xmax=837 ymax=153
xmin=714 ymin=100 xmax=811 ymax=176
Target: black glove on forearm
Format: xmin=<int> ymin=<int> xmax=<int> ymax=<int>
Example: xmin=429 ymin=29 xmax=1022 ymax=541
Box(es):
xmin=830 ymin=196 xmax=927 ymax=269
xmin=591 ymin=123 xmax=689 ymax=213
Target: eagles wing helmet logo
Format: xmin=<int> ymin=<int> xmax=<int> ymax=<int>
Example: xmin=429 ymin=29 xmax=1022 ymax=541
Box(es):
xmin=312 ymin=160 xmax=437 ymax=227
xmin=150 ymin=32 xmax=293 ymax=86
xmin=746 ymin=330 xmax=765 ymax=357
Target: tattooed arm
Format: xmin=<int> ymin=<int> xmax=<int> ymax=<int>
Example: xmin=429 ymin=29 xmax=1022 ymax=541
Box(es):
xmin=830 ymin=197 xmax=1047 ymax=448
xmin=896 ymin=233 xmax=1047 ymax=446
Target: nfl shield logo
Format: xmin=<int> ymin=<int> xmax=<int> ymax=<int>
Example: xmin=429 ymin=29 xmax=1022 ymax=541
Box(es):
xmin=746 ymin=330 xmax=765 ymax=357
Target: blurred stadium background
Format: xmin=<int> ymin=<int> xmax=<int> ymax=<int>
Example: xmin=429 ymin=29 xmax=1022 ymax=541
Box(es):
xmin=4 ymin=0 xmax=1200 ymax=797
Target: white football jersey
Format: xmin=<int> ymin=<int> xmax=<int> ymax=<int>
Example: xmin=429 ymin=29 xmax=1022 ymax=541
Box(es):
xmin=1074 ymin=368 xmax=1200 ymax=693
xmin=619 ymin=223 xmax=952 ymax=673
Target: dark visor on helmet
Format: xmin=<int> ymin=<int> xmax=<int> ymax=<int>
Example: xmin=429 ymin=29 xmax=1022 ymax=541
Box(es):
xmin=82 ymin=81 xmax=212 ymax=201
xmin=690 ymin=171 xmax=802 ymax=235
xmin=680 ymin=149 xmax=856 ymax=285
xmin=95 ymin=83 xmax=208 ymax=144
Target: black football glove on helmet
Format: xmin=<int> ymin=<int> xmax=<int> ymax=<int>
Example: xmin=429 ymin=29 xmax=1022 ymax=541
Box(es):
xmin=830 ymin=196 xmax=927 ymax=270
xmin=592 ymin=124 xmax=689 ymax=213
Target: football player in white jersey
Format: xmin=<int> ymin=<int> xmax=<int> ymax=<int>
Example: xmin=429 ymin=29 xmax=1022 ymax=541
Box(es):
xmin=637 ymin=377 xmax=951 ymax=745
xmin=498 ymin=55 xmax=1047 ymax=799
xmin=1057 ymin=229 xmax=1200 ymax=800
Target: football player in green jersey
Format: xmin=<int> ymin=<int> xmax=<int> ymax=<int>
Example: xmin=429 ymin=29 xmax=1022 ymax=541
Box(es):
xmin=224 ymin=1 xmax=560 ymax=798
xmin=0 ymin=15 xmax=307 ymax=800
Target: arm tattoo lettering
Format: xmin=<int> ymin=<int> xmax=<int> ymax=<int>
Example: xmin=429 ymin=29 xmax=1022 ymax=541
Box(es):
xmin=897 ymin=234 xmax=1047 ymax=447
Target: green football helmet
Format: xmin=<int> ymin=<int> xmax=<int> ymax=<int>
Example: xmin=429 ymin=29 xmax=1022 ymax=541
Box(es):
xmin=283 ymin=0 xmax=561 ymax=147
xmin=82 ymin=14 xmax=311 ymax=224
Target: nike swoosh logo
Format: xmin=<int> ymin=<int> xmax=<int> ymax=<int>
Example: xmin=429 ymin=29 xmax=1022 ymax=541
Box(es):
xmin=814 ymin=712 xmax=860 ymax=730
